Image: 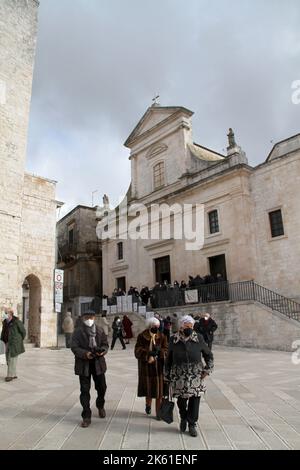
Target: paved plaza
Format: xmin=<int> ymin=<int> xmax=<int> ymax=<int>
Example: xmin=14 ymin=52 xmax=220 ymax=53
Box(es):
xmin=1 ymin=343 xmax=300 ymax=450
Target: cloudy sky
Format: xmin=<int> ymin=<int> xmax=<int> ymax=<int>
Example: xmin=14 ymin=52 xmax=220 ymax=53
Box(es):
xmin=26 ymin=0 xmax=300 ymax=217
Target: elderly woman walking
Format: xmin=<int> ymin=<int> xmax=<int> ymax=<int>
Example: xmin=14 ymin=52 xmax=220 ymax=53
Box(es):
xmin=134 ymin=317 xmax=168 ymax=419
xmin=165 ymin=315 xmax=214 ymax=437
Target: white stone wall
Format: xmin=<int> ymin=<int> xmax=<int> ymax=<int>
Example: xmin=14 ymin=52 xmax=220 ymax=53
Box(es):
xmin=156 ymin=300 xmax=300 ymax=351
xmin=103 ymin=167 xmax=257 ymax=295
xmin=0 ymin=0 xmax=39 ymax=309
xmin=129 ymin=111 xmax=193 ymax=200
xmin=251 ymin=152 xmax=300 ymax=300
xmin=20 ymin=174 xmax=58 ymax=347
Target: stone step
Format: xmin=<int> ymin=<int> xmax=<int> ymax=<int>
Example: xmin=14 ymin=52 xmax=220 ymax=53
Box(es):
xmin=24 ymin=342 xmax=37 ymax=350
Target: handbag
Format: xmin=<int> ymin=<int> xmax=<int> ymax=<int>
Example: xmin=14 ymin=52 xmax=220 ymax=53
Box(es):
xmin=158 ymin=385 xmax=174 ymax=424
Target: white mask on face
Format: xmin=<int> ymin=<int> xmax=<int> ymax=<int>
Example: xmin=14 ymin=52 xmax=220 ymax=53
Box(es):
xmin=204 ymin=316 xmax=209 ymax=320
xmin=2 ymin=313 xmax=9 ymax=321
xmin=83 ymin=319 xmax=94 ymax=327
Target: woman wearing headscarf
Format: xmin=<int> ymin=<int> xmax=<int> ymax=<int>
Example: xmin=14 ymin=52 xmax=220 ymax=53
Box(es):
xmin=134 ymin=317 xmax=168 ymax=419
xmin=122 ymin=315 xmax=133 ymax=345
xmin=165 ymin=315 xmax=214 ymax=437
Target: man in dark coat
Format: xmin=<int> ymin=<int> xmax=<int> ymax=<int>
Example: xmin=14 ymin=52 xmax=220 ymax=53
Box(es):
xmin=1 ymin=308 xmax=26 ymax=382
xmin=111 ymin=316 xmax=126 ymax=350
xmin=71 ymin=311 xmax=109 ymax=428
xmin=140 ymin=286 xmax=150 ymax=306
xmin=194 ymin=313 xmax=218 ymax=350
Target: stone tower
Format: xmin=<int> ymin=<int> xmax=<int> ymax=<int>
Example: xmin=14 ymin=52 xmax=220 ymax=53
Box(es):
xmin=0 ymin=0 xmax=39 ymax=308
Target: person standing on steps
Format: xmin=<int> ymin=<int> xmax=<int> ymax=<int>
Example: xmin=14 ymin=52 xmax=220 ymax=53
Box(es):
xmin=71 ymin=310 xmax=109 ymax=428
xmin=111 ymin=316 xmax=126 ymax=350
xmin=122 ymin=315 xmax=133 ymax=345
xmin=194 ymin=313 xmax=218 ymax=350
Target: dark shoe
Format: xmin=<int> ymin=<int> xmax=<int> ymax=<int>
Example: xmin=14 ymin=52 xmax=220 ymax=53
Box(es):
xmin=188 ymin=424 xmax=198 ymax=437
xmin=180 ymin=420 xmax=187 ymax=432
xmin=81 ymin=418 xmax=91 ymax=428
xmin=12 ymin=376 xmax=18 ymax=380
xmin=156 ymin=415 xmax=162 ymax=421
xmin=122 ymin=347 xmax=126 ymax=350
xmin=98 ymin=408 xmax=106 ymax=418
xmin=145 ymin=405 xmax=151 ymax=415
xmin=5 ymin=377 xmax=13 ymax=382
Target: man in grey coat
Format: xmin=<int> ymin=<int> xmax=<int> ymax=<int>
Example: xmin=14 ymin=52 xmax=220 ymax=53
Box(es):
xmin=71 ymin=311 xmax=109 ymax=428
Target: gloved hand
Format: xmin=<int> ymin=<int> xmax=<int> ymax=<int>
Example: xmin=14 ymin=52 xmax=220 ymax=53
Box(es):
xmin=149 ymin=350 xmax=158 ymax=357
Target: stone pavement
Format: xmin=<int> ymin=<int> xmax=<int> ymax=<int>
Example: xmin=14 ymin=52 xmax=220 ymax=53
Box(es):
xmin=1 ymin=343 xmax=300 ymax=450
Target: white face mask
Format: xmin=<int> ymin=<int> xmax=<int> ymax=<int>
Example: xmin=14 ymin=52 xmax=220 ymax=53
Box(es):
xmin=204 ymin=316 xmax=209 ymax=320
xmin=2 ymin=313 xmax=9 ymax=321
xmin=83 ymin=319 xmax=94 ymax=327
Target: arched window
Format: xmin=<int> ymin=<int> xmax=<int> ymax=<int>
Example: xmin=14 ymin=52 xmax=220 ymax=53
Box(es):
xmin=153 ymin=162 xmax=165 ymax=190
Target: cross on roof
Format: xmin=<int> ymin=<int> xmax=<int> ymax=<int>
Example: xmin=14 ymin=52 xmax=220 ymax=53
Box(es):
xmin=152 ymin=94 xmax=160 ymax=106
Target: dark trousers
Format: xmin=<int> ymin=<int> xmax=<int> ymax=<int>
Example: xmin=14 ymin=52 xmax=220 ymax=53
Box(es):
xmin=177 ymin=396 xmax=201 ymax=425
xmin=79 ymin=363 xmax=107 ymax=419
xmin=163 ymin=329 xmax=170 ymax=341
xmin=65 ymin=333 xmax=72 ymax=348
xmin=111 ymin=334 xmax=126 ymax=350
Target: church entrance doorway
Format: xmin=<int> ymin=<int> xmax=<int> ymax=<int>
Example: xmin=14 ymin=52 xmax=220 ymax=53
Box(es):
xmin=155 ymin=256 xmax=171 ymax=284
xmin=209 ymin=254 xmax=227 ymax=281
xmin=22 ymin=274 xmax=42 ymax=346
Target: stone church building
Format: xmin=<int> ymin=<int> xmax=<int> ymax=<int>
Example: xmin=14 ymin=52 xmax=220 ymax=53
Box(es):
xmin=0 ymin=1 xmax=61 ymax=347
xmin=101 ymin=104 xmax=300 ymax=304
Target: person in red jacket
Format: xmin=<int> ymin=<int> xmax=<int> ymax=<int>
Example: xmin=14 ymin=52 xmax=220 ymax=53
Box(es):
xmin=122 ymin=315 xmax=133 ymax=344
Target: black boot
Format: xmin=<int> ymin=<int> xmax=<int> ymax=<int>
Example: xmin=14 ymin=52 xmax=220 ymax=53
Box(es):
xmin=188 ymin=424 xmax=198 ymax=437
xmin=180 ymin=420 xmax=187 ymax=432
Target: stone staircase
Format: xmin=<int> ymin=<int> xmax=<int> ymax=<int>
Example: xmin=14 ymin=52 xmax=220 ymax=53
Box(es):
xmin=95 ymin=311 xmax=148 ymax=339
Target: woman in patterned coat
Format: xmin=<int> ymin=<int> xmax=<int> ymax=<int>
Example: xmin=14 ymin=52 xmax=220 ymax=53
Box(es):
xmin=165 ymin=315 xmax=214 ymax=437
xmin=134 ymin=317 xmax=168 ymax=419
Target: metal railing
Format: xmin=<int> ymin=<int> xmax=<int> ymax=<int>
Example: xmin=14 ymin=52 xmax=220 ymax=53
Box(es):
xmin=152 ymin=281 xmax=300 ymax=322
xmin=80 ymin=281 xmax=300 ymax=322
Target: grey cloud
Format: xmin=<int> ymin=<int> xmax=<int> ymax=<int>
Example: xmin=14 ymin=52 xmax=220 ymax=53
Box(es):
xmin=27 ymin=0 xmax=300 ymax=216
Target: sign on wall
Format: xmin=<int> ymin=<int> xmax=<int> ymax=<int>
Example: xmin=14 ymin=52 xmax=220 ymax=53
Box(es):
xmin=54 ymin=269 xmax=64 ymax=305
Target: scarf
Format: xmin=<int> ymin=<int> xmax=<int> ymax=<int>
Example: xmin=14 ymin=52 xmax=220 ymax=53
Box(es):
xmin=173 ymin=330 xmax=199 ymax=344
xmin=85 ymin=323 xmax=97 ymax=349
xmin=149 ymin=331 xmax=157 ymax=352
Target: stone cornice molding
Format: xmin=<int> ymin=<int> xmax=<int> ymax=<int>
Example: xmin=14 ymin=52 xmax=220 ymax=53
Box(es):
xmin=201 ymin=238 xmax=230 ymax=251
xmin=111 ymin=264 xmax=129 ymax=273
xmin=144 ymin=239 xmax=175 ymax=252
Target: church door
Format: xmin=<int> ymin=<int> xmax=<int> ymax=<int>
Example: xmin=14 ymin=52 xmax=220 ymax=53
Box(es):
xmin=209 ymin=254 xmax=227 ymax=281
xmin=155 ymin=256 xmax=171 ymax=284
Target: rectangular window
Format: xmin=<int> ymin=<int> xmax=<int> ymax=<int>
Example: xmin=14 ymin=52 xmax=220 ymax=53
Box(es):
xmin=153 ymin=162 xmax=165 ymax=190
xmin=208 ymin=210 xmax=219 ymax=234
xmin=68 ymin=228 xmax=74 ymax=246
xmin=269 ymin=209 xmax=284 ymax=237
xmin=117 ymin=242 xmax=123 ymax=260
xmin=116 ymin=277 xmax=126 ymax=292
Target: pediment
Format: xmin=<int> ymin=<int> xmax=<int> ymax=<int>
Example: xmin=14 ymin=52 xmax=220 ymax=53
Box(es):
xmin=124 ymin=106 xmax=193 ymax=148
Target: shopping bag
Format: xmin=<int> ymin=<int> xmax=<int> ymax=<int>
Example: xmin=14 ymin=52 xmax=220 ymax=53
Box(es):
xmin=158 ymin=398 xmax=174 ymax=424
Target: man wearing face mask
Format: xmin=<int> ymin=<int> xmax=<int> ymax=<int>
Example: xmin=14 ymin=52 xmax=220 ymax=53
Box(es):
xmin=195 ymin=313 xmax=218 ymax=350
xmin=165 ymin=315 xmax=214 ymax=437
xmin=134 ymin=317 xmax=168 ymax=419
xmin=71 ymin=310 xmax=109 ymax=428
xmin=1 ymin=308 xmax=26 ymax=382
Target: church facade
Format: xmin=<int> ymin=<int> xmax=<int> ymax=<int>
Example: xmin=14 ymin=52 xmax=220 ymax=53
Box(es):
xmin=100 ymin=104 xmax=300 ymax=303
xmin=0 ymin=0 xmax=60 ymax=347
